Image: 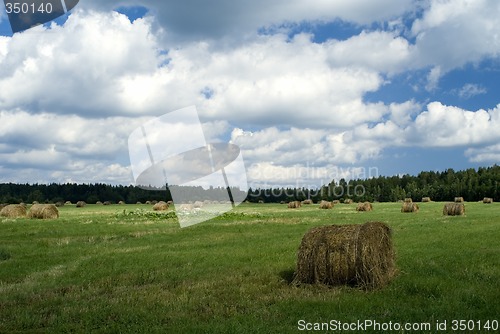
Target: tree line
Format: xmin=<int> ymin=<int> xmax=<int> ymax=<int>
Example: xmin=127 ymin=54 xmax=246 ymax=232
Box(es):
xmin=0 ymin=165 xmax=498 ymax=204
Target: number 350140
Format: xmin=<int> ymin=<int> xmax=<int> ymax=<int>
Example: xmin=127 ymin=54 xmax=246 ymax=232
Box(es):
xmin=5 ymin=2 xmax=53 ymax=14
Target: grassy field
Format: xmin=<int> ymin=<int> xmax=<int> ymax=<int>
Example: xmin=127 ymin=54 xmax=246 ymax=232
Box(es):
xmin=0 ymin=202 xmax=499 ymax=333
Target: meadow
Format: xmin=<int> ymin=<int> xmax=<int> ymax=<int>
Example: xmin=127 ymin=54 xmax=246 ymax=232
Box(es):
xmin=0 ymin=202 xmax=499 ymax=333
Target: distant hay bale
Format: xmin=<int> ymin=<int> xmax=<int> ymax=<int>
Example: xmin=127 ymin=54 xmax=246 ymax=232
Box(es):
xmin=96 ymin=201 xmax=103 ymax=205
xmin=356 ymin=202 xmax=373 ymax=212
xmin=179 ymin=203 xmax=194 ymax=211
xmin=136 ymin=201 xmax=142 ymax=205
xmin=151 ymin=200 xmax=158 ymax=205
xmin=193 ymin=201 xmax=204 ymax=208
xmin=332 ymin=200 xmax=340 ymax=205
xmin=0 ymin=204 xmax=27 ymax=218
xmin=280 ymin=201 xmax=286 ymax=204
xmin=454 ymin=197 xmax=464 ymax=203
xmin=293 ymin=222 xmax=395 ymax=290
xmin=65 ymin=201 xmax=72 ymax=205
xmin=55 ymin=202 xmax=65 ymax=207
xmin=76 ymin=201 xmax=87 ymax=208
xmin=167 ymin=201 xmax=173 ymax=205
xmin=103 ymin=201 xmax=112 ymax=206
xmin=401 ymin=202 xmax=419 ymax=213
xmin=404 ymin=198 xmax=413 ymax=203
xmin=153 ymin=201 xmax=169 ymax=211
xmin=258 ymin=200 xmax=264 ymax=204
xmin=145 ymin=201 xmax=151 ymax=205
xmin=28 ymin=204 xmax=59 ymax=219
xmin=343 ymin=199 xmax=353 ymax=204
xmin=288 ymin=201 xmax=302 ymax=209
xmin=443 ymin=203 xmax=465 ymax=216
xmin=302 ymin=199 xmax=313 ymax=205
xmin=421 ymin=197 xmax=431 ymax=202
xmin=318 ymin=200 xmax=333 ymax=209
xmin=32 ymin=201 xmax=39 ymax=205
xmin=118 ymin=201 xmax=125 ymax=205
xmin=483 ymin=197 xmax=493 ymax=204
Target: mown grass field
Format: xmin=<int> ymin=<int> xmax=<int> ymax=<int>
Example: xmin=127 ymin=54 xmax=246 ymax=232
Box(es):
xmin=0 ymin=202 xmax=499 ymax=333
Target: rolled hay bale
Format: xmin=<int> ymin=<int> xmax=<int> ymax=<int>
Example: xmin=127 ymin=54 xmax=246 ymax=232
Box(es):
xmin=179 ymin=203 xmax=194 ymax=211
xmin=401 ymin=202 xmax=419 ymax=213
xmin=153 ymin=201 xmax=169 ymax=211
xmin=332 ymin=200 xmax=340 ymax=205
xmin=258 ymin=200 xmax=264 ymax=204
xmin=65 ymin=201 xmax=72 ymax=205
xmin=28 ymin=204 xmax=59 ymax=219
xmin=118 ymin=201 xmax=126 ymax=205
xmin=55 ymin=202 xmax=65 ymax=207
xmin=302 ymin=199 xmax=313 ymax=205
xmin=319 ymin=200 xmax=333 ymax=209
xmin=103 ymin=201 xmax=112 ymax=206
xmin=167 ymin=201 xmax=173 ymax=205
xmin=288 ymin=201 xmax=302 ymax=209
xmin=343 ymin=199 xmax=353 ymax=204
xmin=404 ymin=198 xmax=413 ymax=203
xmin=145 ymin=201 xmax=151 ymax=205
xmin=193 ymin=201 xmax=204 ymax=208
xmin=136 ymin=201 xmax=143 ymax=205
xmin=76 ymin=201 xmax=87 ymax=208
xmin=483 ymin=197 xmax=493 ymax=204
xmin=96 ymin=201 xmax=103 ymax=205
xmin=32 ymin=201 xmax=39 ymax=205
xmin=443 ymin=203 xmax=465 ymax=216
xmin=293 ymin=222 xmax=395 ymax=290
xmin=0 ymin=204 xmax=8 ymax=211
xmin=454 ymin=197 xmax=464 ymax=203
xmin=0 ymin=204 xmax=27 ymax=218
xmin=280 ymin=201 xmax=286 ymax=204
xmin=151 ymin=200 xmax=158 ymax=205
xmin=356 ymin=202 xmax=373 ymax=212
xmin=421 ymin=197 xmax=431 ymax=203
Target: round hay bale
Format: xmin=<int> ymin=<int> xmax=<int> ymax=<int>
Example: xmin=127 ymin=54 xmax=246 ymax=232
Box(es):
xmin=356 ymin=202 xmax=373 ymax=212
xmin=302 ymin=199 xmax=313 ymax=205
xmin=76 ymin=201 xmax=87 ymax=208
xmin=55 ymin=202 xmax=65 ymax=207
xmin=421 ymin=197 xmax=431 ymax=202
xmin=332 ymin=200 xmax=340 ymax=205
xmin=96 ymin=201 xmax=103 ymax=205
xmin=136 ymin=201 xmax=143 ymax=205
xmin=404 ymin=198 xmax=413 ymax=203
xmin=293 ymin=222 xmax=395 ymax=290
xmin=401 ymin=202 xmax=419 ymax=213
xmin=179 ymin=203 xmax=194 ymax=211
xmin=153 ymin=201 xmax=169 ymax=211
xmin=443 ymin=203 xmax=465 ymax=216
xmin=145 ymin=201 xmax=151 ymax=205
xmin=454 ymin=197 xmax=464 ymax=203
xmin=0 ymin=204 xmax=8 ymax=211
xmin=288 ymin=201 xmax=302 ymax=209
xmin=103 ymin=201 xmax=112 ymax=206
xmin=28 ymin=204 xmax=59 ymax=219
xmin=319 ymin=200 xmax=333 ymax=209
xmin=280 ymin=201 xmax=286 ymax=204
xmin=167 ymin=201 xmax=173 ymax=205
xmin=32 ymin=201 xmax=39 ymax=205
xmin=343 ymin=199 xmax=353 ymax=204
xmin=483 ymin=197 xmax=493 ymax=204
xmin=65 ymin=201 xmax=72 ymax=205
xmin=118 ymin=201 xmax=126 ymax=205
xmin=193 ymin=201 xmax=204 ymax=208
xmin=0 ymin=204 xmax=27 ymax=218
xmin=151 ymin=200 xmax=158 ymax=205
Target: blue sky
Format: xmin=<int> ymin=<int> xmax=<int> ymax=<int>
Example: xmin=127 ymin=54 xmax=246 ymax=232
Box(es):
xmin=0 ymin=0 xmax=499 ymax=189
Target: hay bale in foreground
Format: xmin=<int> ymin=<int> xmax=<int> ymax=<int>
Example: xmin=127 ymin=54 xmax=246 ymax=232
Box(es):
xmin=293 ymin=222 xmax=395 ymax=290
xmin=0 ymin=204 xmax=7 ymax=210
xmin=404 ymin=198 xmax=413 ymax=203
xmin=443 ymin=203 xmax=465 ymax=216
xmin=356 ymin=202 xmax=373 ymax=212
xmin=319 ymin=200 xmax=333 ymax=209
xmin=76 ymin=201 xmax=86 ymax=208
xmin=153 ymin=201 xmax=169 ymax=211
xmin=483 ymin=197 xmax=493 ymax=204
xmin=28 ymin=204 xmax=59 ymax=219
xmin=302 ymin=199 xmax=313 ymax=205
xmin=422 ymin=197 xmax=431 ymax=202
xmin=0 ymin=204 xmax=27 ymax=218
xmin=401 ymin=202 xmax=419 ymax=213
xmin=288 ymin=201 xmax=302 ymax=209
xmin=454 ymin=197 xmax=464 ymax=203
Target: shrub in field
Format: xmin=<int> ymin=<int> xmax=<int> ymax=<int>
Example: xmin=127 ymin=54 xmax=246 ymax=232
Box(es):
xmin=293 ymin=221 xmax=395 ymax=290
xmin=28 ymin=204 xmax=59 ymax=219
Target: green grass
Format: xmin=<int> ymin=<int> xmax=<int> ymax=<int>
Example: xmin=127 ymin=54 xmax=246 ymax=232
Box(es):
xmin=0 ymin=202 xmax=499 ymax=333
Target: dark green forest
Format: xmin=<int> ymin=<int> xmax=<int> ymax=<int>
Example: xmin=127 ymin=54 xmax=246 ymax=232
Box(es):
xmin=0 ymin=165 xmax=498 ymax=204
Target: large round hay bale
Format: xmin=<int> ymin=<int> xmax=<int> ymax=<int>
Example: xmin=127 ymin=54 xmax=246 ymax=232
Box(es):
xmin=0 ymin=204 xmax=7 ymax=211
xmin=319 ymin=200 xmax=333 ymax=209
xmin=293 ymin=222 xmax=395 ymax=290
xmin=28 ymin=204 xmax=59 ymax=219
xmin=288 ymin=201 xmax=301 ymax=209
xmin=421 ymin=197 xmax=431 ymax=202
xmin=153 ymin=201 xmax=169 ymax=211
xmin=356 ymin=202 xmax=373 ymax=212
xmin=443 ymin=203 xmax=465 ymax=216
xmin=302 ymin=199 xmax=313 ymax=205
xmin=404 ymin=198 xmax=413 ymax=203
xmin=76 ymin=201 xmax=87 ymax=208
xmin=0 ymin=204 xmax=27 ymax=218
xmin=454 ymin=197 xmax=464 ymax=203
xmin=401 ymin=202 xmax=419 ymax=213
xmin=483 ymin=197 xmax=493 ymax=204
